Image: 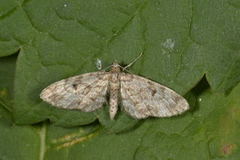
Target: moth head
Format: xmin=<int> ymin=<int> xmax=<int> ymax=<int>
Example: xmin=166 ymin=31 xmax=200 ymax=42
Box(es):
xmin=110 ymin=62 xmax=122 ymax=72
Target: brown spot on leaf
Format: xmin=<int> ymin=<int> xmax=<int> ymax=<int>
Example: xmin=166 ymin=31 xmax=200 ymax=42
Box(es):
xmin=0 ymin=89 xmax=8 ymax=97
xmin=221 ymin=144 xmax=236 ymax=155
xmin=54 ymin=131 xmax=100 ymax=150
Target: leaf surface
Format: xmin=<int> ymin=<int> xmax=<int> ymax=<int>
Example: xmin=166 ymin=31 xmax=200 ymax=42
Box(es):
xmin=0 ymin=0 xmax=240 ymax=159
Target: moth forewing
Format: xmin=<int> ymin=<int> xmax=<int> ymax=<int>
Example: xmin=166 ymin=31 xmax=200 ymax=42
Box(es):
xmin=40 ymin=62 xmax=189 ymax=120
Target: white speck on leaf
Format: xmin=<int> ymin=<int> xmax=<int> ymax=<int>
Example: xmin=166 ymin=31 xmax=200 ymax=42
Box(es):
xmin=95 ymin=58 xmax=102 ymax=70
xmin=161 ymin=49 xmax=167 ymax=55
xmin=162 ymin=38 xmax=175 ymax=50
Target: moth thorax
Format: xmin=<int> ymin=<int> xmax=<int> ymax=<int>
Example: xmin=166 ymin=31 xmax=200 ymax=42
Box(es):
xmin=110 ymin=63 xmax=121 ymax=73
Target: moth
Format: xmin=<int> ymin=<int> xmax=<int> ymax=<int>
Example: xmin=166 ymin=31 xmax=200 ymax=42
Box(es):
xmin=40 ymin=54 xmax=189 ymax=119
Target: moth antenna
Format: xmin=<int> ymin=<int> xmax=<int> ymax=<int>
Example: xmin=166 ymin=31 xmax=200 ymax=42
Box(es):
xmin=101 ymin=65 xmax=112 ymax=71
xmin=123 ymin=52 xmax=143 ymax=71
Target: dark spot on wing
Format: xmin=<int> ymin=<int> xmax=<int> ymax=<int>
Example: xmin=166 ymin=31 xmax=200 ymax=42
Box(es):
xmin=151 ymin=88 xmax=157 ymax=96
xmin=147 ymin=81 xmax=153 ymax=85
xmin=72 ymin=84 xmax=78 ymax=90
xmin=89 ymin=97 xmax=95 ymax=101
xmin=174 ymin=95 xmax=182 ymax=103
xmin=147 ymin=82 xmax=157 ymax=96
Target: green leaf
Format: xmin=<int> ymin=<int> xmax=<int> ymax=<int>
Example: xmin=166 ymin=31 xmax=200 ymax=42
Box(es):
xmin=2 ymin=81 xmax=239 ymax=160
xmin=44 ymin=122 xmax=148 ymax=160
xmin=0 ymin=54 xmax=40 ymax=160
xmin=0 ymin=0 xmax=238 ymax=127
xmin=0 ymin=0 xmax=240 ymax=158
xmin=0 ymin=106 xmax=41 ymax=160
xmin=0 ymin=54 xmax=16 ymax=111
xmin=134 ymin=83 xmax=240 ymax=159
xmin=0 ymin=0 xmax=31 ymax=57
